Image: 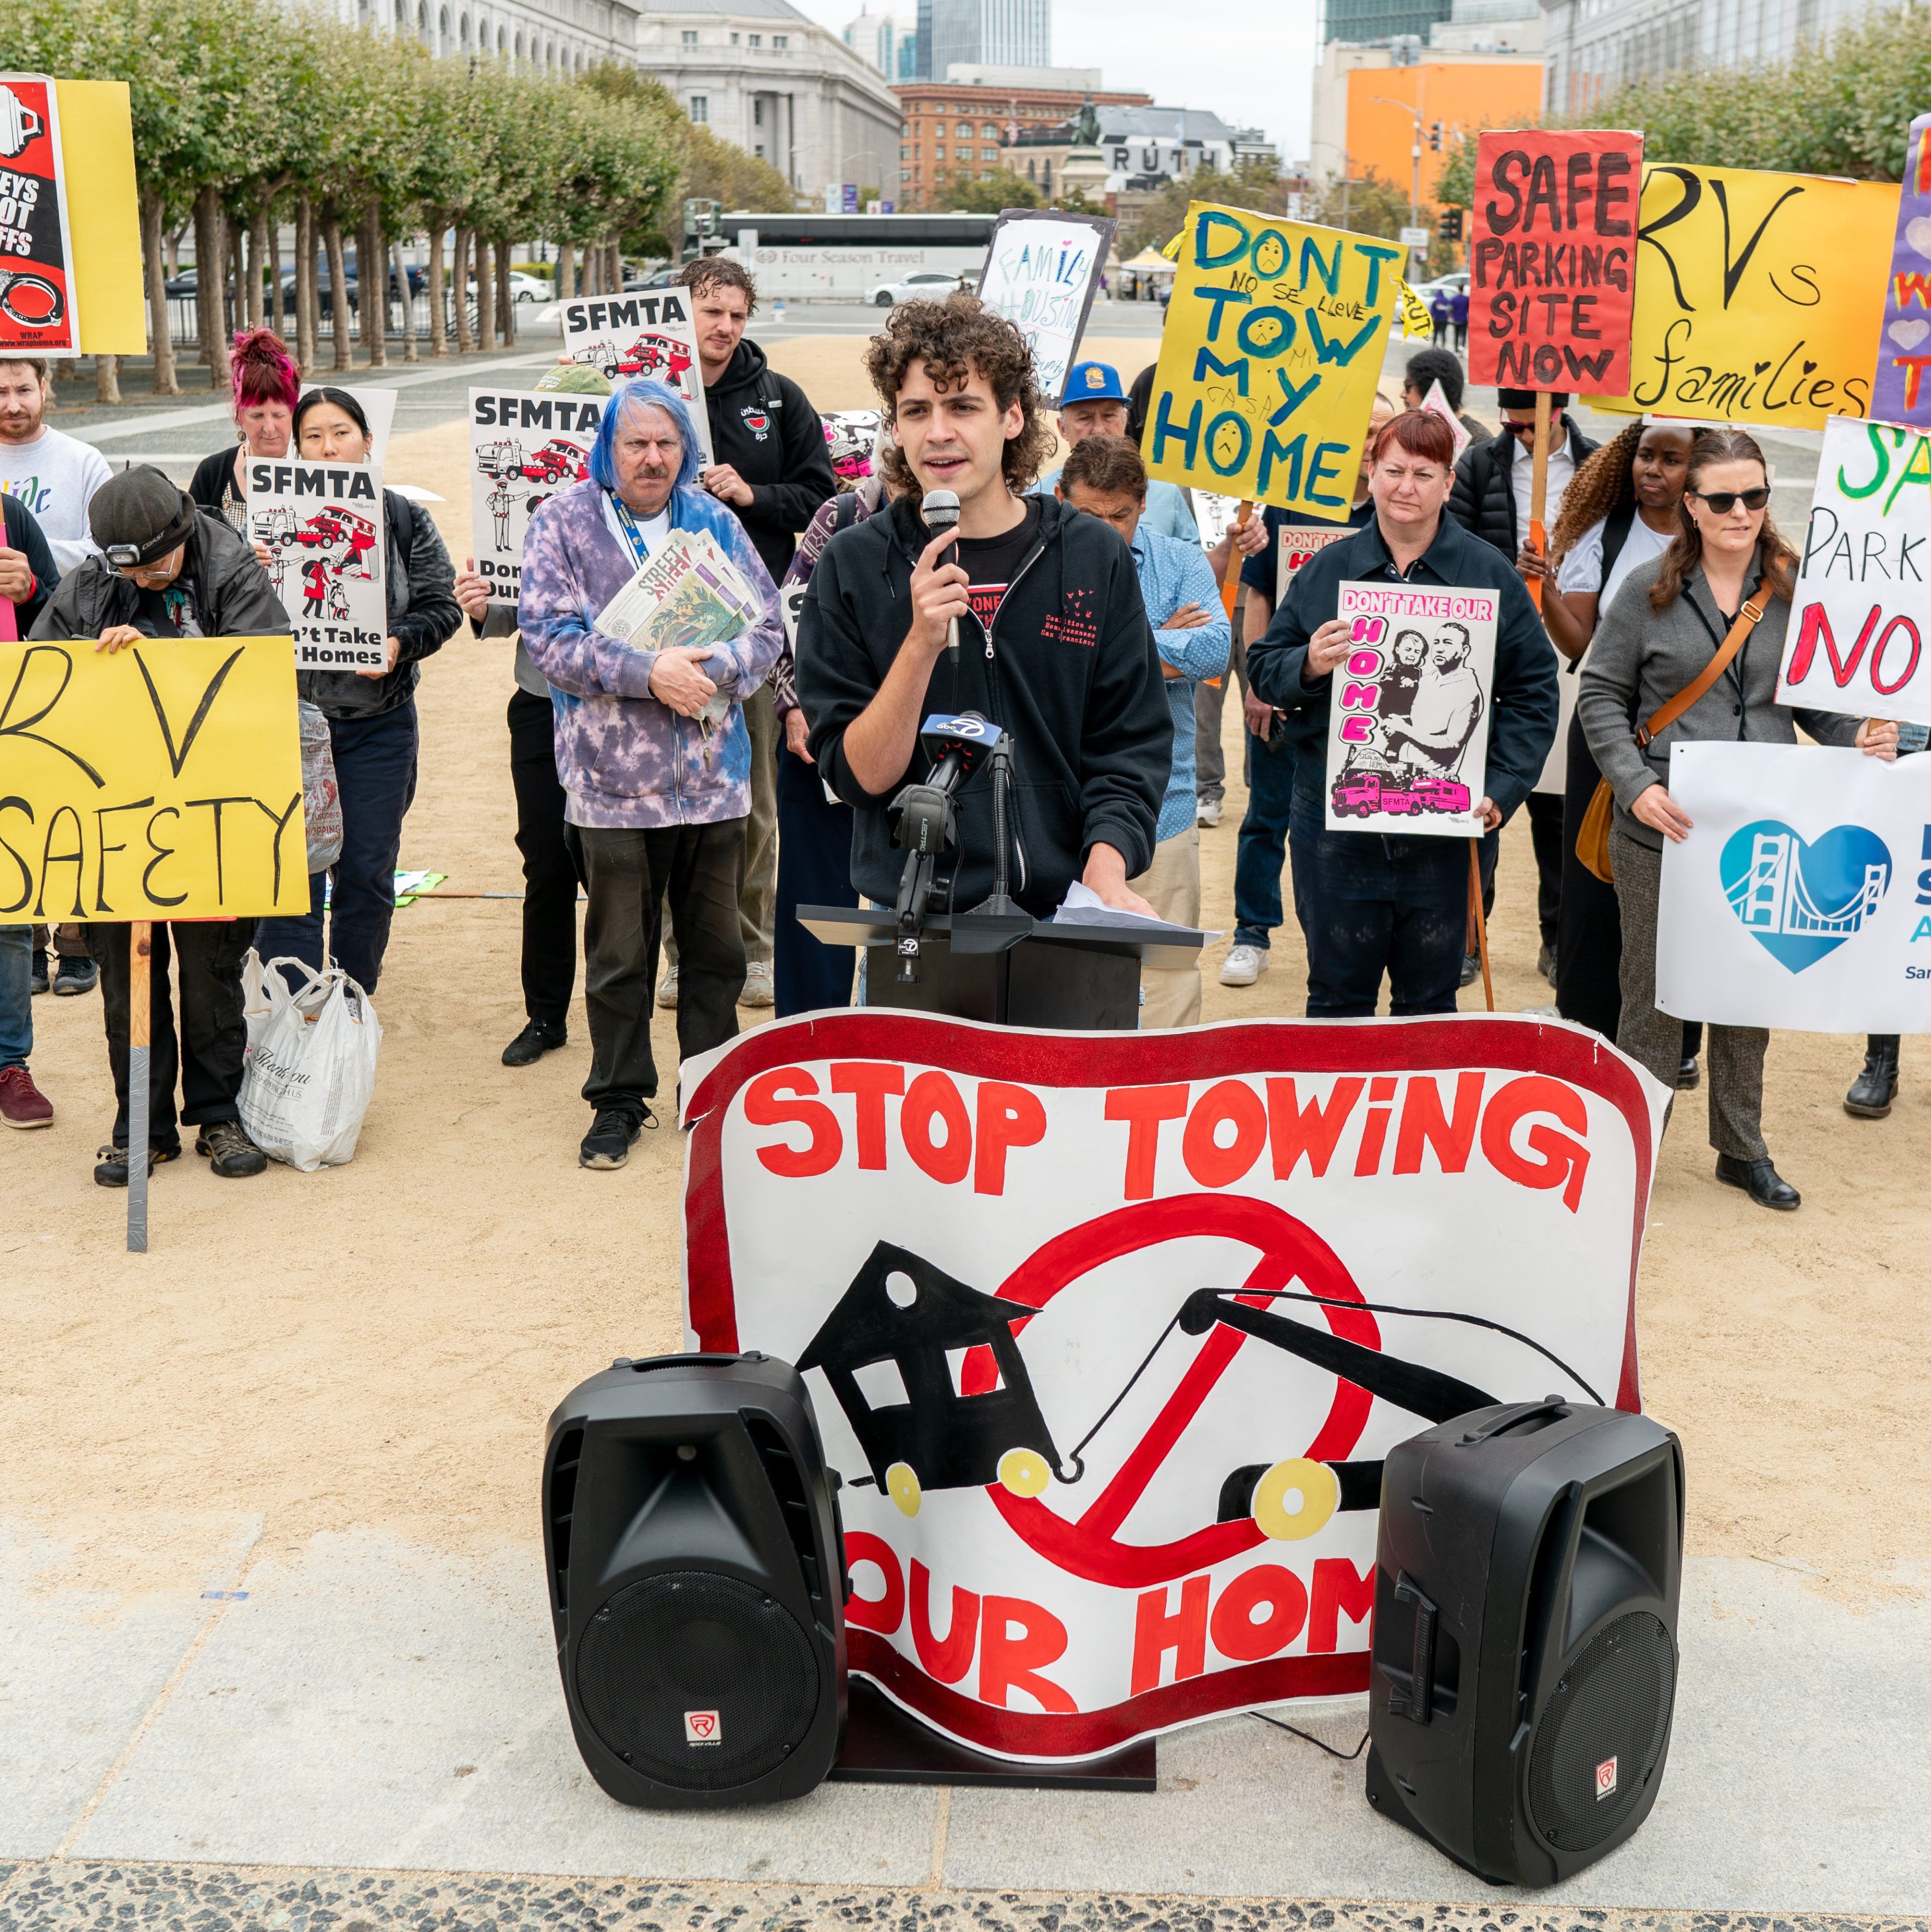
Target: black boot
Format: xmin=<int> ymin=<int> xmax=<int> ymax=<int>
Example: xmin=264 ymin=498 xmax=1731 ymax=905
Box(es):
xmin=1714 ymin=1153 xmax=1800 ymax=1211
xmin=1844 ymin=1036 xmax=1900 ymax=1119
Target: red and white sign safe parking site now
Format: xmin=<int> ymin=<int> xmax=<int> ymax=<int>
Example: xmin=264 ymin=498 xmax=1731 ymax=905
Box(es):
xmin=682 ymin=1014 xmax=1667 ymax=1763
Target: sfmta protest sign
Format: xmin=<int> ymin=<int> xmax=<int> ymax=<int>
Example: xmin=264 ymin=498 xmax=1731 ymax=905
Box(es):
xmin=0 ymin=635 xmax=305 ymax=920
xmin=1144 ymin=203 xmax=1402 ymax=517
xmin=1781 ymin=417 xmax=1931 ymax=726
xmin=1873 ymin=113 xmax=1931 ymax=426
xmin=469 ymin=388 xmax=603 ymax=606
xmin=1468 ymin=129 xmax=1642 ymax=395
xmin=561 ymin=290 xmax=711 ymax=465
xmin=248 ymin=459 xmax=388 ymax=670
xmin=1657 ymin=743 xmax=1931 ymax=1033
xmin=1324 ymin=582 xmax=1497 ymax=837
xmin=0 ymin=75 xmax=79 ymax=356
xmin=976 ymin=209 xmax=1116 ymax=404
xmin=682 ymin=1012 xmax=1662 ymax=1759
xmin=1589 ymin=164 xmax=1894 ymax=432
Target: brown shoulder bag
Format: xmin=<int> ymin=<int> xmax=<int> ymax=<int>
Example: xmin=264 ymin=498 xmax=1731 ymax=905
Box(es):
xmin=1575 ymin=596 xmax=1765 ymax=884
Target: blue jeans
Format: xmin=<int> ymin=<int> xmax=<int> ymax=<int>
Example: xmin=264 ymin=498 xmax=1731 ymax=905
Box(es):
xmin=256 ymin=700 xmax=420 ymax=994
xmin=1288 ymin=786 xmax=1469 ymax=1017
xmin=1232 ymin=724 xmax=1297 ymax=949
xmin=0 ymin=925 xmax=32 ymax=1071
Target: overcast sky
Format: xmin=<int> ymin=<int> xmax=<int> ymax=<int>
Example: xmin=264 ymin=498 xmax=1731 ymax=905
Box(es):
xmin=784 ymin=0 xmax=1318 ymax=165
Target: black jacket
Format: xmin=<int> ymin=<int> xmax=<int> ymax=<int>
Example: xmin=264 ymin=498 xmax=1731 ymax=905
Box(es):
xmin=704 ymin=338 xmax=836 ymax=583
xmin=4 ymin=492 xmax=59 ymax=635
xmin=297 ymin=489 xmax=461 ymax=720
xmin=1245 ymin=512 xmax=1560 ymax=822
xmin=30 ymin=497 xmax=286 ymax=641
xmin=798 ymin=492 xmax=1170 ymax=916
xmin=1448 ymin=422 xmax=1599 ymax=562
xmin=188 ymin=446 xmax=245 ymax=515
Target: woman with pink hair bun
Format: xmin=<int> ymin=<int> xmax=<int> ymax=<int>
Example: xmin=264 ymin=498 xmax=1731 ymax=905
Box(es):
xmin=188 ymin=327 xmax=302 ymax=528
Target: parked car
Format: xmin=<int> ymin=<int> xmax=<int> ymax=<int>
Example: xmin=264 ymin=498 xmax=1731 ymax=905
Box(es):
xmin=508 ymin=270 xmax=552 ymax=303
xmin=866 ymin=270 xmax=972 ymax=308
xmin=622 ymin=269 xmax=682 ymax=293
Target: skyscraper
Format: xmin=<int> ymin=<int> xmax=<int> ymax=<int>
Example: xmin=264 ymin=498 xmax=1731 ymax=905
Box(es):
xmin=927 ymin=0 xmax=1050 ymax=77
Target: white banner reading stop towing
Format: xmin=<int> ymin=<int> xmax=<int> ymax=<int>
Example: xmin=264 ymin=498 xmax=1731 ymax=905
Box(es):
xmin=680 ymin=1013 xmax=1666 ymax=1762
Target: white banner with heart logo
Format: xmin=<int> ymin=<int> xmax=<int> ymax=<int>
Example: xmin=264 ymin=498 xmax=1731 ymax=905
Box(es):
xmin=1656 ymin=742 xmax=1931 ymax=1032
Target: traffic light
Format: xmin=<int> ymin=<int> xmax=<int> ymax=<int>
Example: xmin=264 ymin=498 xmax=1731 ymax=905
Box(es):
xmin=1429 ymin=120 xmax=1444 ymax=151
xmin=1437 ymin=206 xmax=1464 ymax=242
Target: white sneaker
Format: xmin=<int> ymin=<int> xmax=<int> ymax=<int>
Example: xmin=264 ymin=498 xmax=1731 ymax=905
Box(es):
xmin=656 ymin=964 xmax=679 ymax=1010
xmin=740 ymin=961 xmax=775 ymax=1007
xmin=1220 ymin=943 xmax=1267 ymax=987
xmin=1198 ymin=797 xmax=1224 ymax=828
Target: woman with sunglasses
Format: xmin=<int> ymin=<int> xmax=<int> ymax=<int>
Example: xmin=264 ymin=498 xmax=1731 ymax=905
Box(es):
xmin=188 ymin=329 xmax=299 ymax=533
xmin=1579 ymin=426 xmax=1898 ymax=1210
xmin=253 ymin=387 xmax=461 ymax=997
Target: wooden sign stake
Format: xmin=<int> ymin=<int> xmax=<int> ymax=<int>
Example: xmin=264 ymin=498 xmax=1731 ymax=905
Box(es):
xmin=1218 ymin=500 xmax=1253 ymax=621
xmin=1466 ymin=844 xmax=1494 ymax=1014
xmin=127 ymin=920 xmax=151 ymax=1253
xmin=1526 ymin=390 xmax=1552 ymax=612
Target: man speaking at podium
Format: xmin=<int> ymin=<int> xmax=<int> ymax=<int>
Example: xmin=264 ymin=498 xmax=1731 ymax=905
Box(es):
xmin=798 ymin=295 xmax=1170 ymax=919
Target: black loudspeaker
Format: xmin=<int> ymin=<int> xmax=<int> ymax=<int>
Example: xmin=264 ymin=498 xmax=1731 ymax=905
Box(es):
xmin=542 ymin=1352 xmax=849 ymax=1808
xmin=1365 ymin=1399 xmax=1684 ymax=1886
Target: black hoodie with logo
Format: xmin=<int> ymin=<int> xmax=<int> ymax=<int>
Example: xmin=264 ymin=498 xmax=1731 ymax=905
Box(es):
xmin=797 ymin=491 xmax=1170 ymax=917
xmin=704 ymin=338 xmax=836 ymax=583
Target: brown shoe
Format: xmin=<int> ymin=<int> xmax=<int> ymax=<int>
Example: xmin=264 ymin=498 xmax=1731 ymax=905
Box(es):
xmin=0 ymin=1064 xmax=52 ymax=1128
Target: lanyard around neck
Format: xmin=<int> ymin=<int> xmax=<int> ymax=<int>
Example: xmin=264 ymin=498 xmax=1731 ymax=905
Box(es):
xmin=609 ymin=491 xmax=659 ymax=568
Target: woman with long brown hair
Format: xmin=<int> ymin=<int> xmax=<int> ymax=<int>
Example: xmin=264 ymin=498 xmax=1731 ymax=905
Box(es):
xmin=1578 ymin=426 xmax=1898 ymax=1210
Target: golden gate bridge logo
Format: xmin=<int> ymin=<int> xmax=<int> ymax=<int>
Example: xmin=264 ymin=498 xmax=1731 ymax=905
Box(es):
xmin=1729 ymin=830 xmax=1888 ymax=936
xmin=1720 ymin=819 xmax=1893 ymax=970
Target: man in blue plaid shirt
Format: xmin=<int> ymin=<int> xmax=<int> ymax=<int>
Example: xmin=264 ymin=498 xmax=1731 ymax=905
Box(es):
xmin=1057 ymin=434 xmax=1230 ymax=1026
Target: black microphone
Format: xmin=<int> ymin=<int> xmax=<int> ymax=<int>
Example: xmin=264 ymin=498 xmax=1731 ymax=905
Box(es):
xmin=921 ymin=487 xmax=961 ymax=666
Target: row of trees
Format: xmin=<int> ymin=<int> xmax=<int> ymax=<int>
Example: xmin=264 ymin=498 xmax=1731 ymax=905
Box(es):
xmin=0 ymin=0 xmax=800 ymax=398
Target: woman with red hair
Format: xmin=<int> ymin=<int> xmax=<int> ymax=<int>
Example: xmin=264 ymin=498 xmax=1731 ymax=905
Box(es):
xmin=1246 ymin=406 xmax=1560 ymax=1017
xmin=189 ymin=328 xmax=301 ymax=528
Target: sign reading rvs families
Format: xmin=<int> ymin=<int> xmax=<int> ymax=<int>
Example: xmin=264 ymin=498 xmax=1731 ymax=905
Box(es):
xmin=1144 ymin=202 xmax=1401 ymax=517
xmin=1468 ymin=130 xmax=1642 ymax=395
xmin=976 ymin=209 xmax=1116 ymax=404
xmin=469 ymin=388 xmax=602 ymax=604
xmin=0 ymin=74 xmax=79 ymax=357
xmin=247 ymin=459 xmax=388 ymax=670
xmin=560 ymin=292 xmax=712 ymax=466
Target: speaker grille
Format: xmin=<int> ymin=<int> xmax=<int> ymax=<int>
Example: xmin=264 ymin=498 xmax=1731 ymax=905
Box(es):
xmin=1527 ymin=1610 xmax=1675 ymax=1852
xmin=574 ymin=1571 xmax=821 ymax=1792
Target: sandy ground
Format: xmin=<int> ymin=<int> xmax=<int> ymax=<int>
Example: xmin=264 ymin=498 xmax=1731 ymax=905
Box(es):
xmin=4 ymin=342 xmax=1926 ymax=1614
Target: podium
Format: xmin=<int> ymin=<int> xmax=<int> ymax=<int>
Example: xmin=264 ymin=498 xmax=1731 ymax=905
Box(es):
xmin=796 ymin=905 xmax=1207 ymax=1030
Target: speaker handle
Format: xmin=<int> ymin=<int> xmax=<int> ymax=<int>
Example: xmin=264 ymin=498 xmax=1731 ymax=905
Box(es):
xmin=1389 ymin=1572 xmax=1438 ymax=1725
xmin=1456 ymin=1396 xmax=1570 ymax=1448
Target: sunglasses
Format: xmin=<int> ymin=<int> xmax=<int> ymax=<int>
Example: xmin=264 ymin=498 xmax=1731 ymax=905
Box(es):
xmin=1503 ymin=416 xmax=1562 ymax=438
xmin=1687 ymin=487 xmax=1771 ymax=513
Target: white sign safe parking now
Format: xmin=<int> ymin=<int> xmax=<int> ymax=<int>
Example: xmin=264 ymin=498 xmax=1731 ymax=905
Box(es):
xmin=681 ymin=1012 xmax=1663 ymax=1762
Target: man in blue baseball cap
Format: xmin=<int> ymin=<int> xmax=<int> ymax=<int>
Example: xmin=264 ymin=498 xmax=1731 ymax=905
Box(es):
xmin=1034 ymin=360 xmax=1203 ymax=543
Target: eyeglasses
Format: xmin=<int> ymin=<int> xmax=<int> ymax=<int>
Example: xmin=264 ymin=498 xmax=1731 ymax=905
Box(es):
xmin=1687 ymin=487 xmax=1771 ymax=513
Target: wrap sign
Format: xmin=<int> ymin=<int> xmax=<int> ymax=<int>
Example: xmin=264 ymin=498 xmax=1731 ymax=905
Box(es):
xmin=1872 ymin=112 xmax=1931 ymax=427
xmin=560 ymin=292 xmax=712 ymax=466
xmin=469 ymin=387 xmax=602 ymax=605
xmin=975 ymin=209 xmax=1116 ymax=404
xmin=681 ymin=1012 xmax=1660 ymax=1759
xmin=1781 ymin=416 xmax=1931 ymax=725
xmin=1325 ymin=581 xmax=1497 ymax=836
xmin=1145 ymin=202 xmax=1402 ymax=517
xmin=0 ymin=635 xmax=306 ymax=919
xmin=1468 ymin=129 xmax=1642 ymax=396
xmin=1656 ymin=742 xmax=1931 ymax=1033
xmin=1590 ymin=164 xmax=1895 ymax=431
xmin=248 ymin=459 xmax=388 ymax=670
xmin=0 ymin=74 xmax=78 ymax=356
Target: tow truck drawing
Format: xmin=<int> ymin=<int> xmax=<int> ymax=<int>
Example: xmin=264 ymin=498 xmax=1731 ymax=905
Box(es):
xmin=255 ymin=503 xmax=381 ymax=615
xmin=570 ymin=330 xmax=695 ymax=386
xmin=475 ymin=436 xmax=591 ymax=545
xmin=1330 ymin=771 xmax=1472 ymax=819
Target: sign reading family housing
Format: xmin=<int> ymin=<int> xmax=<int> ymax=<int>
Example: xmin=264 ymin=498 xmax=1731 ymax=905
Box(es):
xmin=247 ymin=459 xmax=388 ymax=671
xmin=560 ymin=291 xmax=711 ymax=466
xmin=0 ymin=75 xmax=80 ymax=357
xmin=976 ymin=209 xmax=1116 ymax=404
xmin=1657 ymin=742 xmax=1931 ymax=1033
xmin=1781 ymin=416 xmax=1931 ymax=726
xmin=1468 ymin=129 xmax=1642 ymax=396
xmin=0 ymin=635 xmax=305 ymax=920
xmin=1588 ymin=164 xmax=1895 ymax=432
xmin=680 ymin=1011 xmax=1662 ymax=1760
xmin=469 ymin=387 xmax=602 ymax=606
xmin=1144 ymin=202 xmax=1402 ymax=517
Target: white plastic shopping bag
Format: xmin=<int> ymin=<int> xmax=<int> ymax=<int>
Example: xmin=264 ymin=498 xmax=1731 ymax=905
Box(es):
xmin=238 ymin=951 xmax=382 ymax=1170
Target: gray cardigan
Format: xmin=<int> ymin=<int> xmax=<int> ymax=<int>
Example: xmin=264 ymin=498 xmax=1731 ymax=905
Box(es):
xmin=1577 ymin=552 xmax=1861 ymax=851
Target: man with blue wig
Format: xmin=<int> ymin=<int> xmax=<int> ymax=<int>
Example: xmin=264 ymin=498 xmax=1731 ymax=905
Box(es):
xmin=521 ymin=379 xmax=784 ymax=1168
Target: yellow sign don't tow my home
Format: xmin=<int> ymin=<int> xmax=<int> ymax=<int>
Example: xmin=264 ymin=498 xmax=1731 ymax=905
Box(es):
xmin=0 ymin=636 xmax=306 ymax=921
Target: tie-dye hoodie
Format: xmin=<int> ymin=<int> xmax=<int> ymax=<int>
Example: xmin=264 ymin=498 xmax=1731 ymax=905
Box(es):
xmin=518 ymin=477 xmax=784 ymax=828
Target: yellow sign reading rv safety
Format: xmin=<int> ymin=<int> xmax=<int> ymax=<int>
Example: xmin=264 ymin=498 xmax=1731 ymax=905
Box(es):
xmin=0 ymin=635 xmax=306 ymax=921
xmin=1144 ymin=201 xmax=1403 ymax=518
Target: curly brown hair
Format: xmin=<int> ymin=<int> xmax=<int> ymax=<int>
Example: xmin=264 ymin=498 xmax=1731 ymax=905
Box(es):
xmin=1548 ymin=421 xmax=1642 ymax=569
xmin=682 ymin=256 xmax=758 ymax=315
xmin=864 ymin=292 xmax=1054 ymax=494
xmin=1649 ymin=426 xmax=1797 ymax=612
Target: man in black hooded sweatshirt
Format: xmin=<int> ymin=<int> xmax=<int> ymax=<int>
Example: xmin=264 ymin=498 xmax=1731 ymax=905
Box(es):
xmin=660 ymin=257 xmax=837 ymax=1011
xmin=798 ymin=294 xmax=1169 ymax=923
